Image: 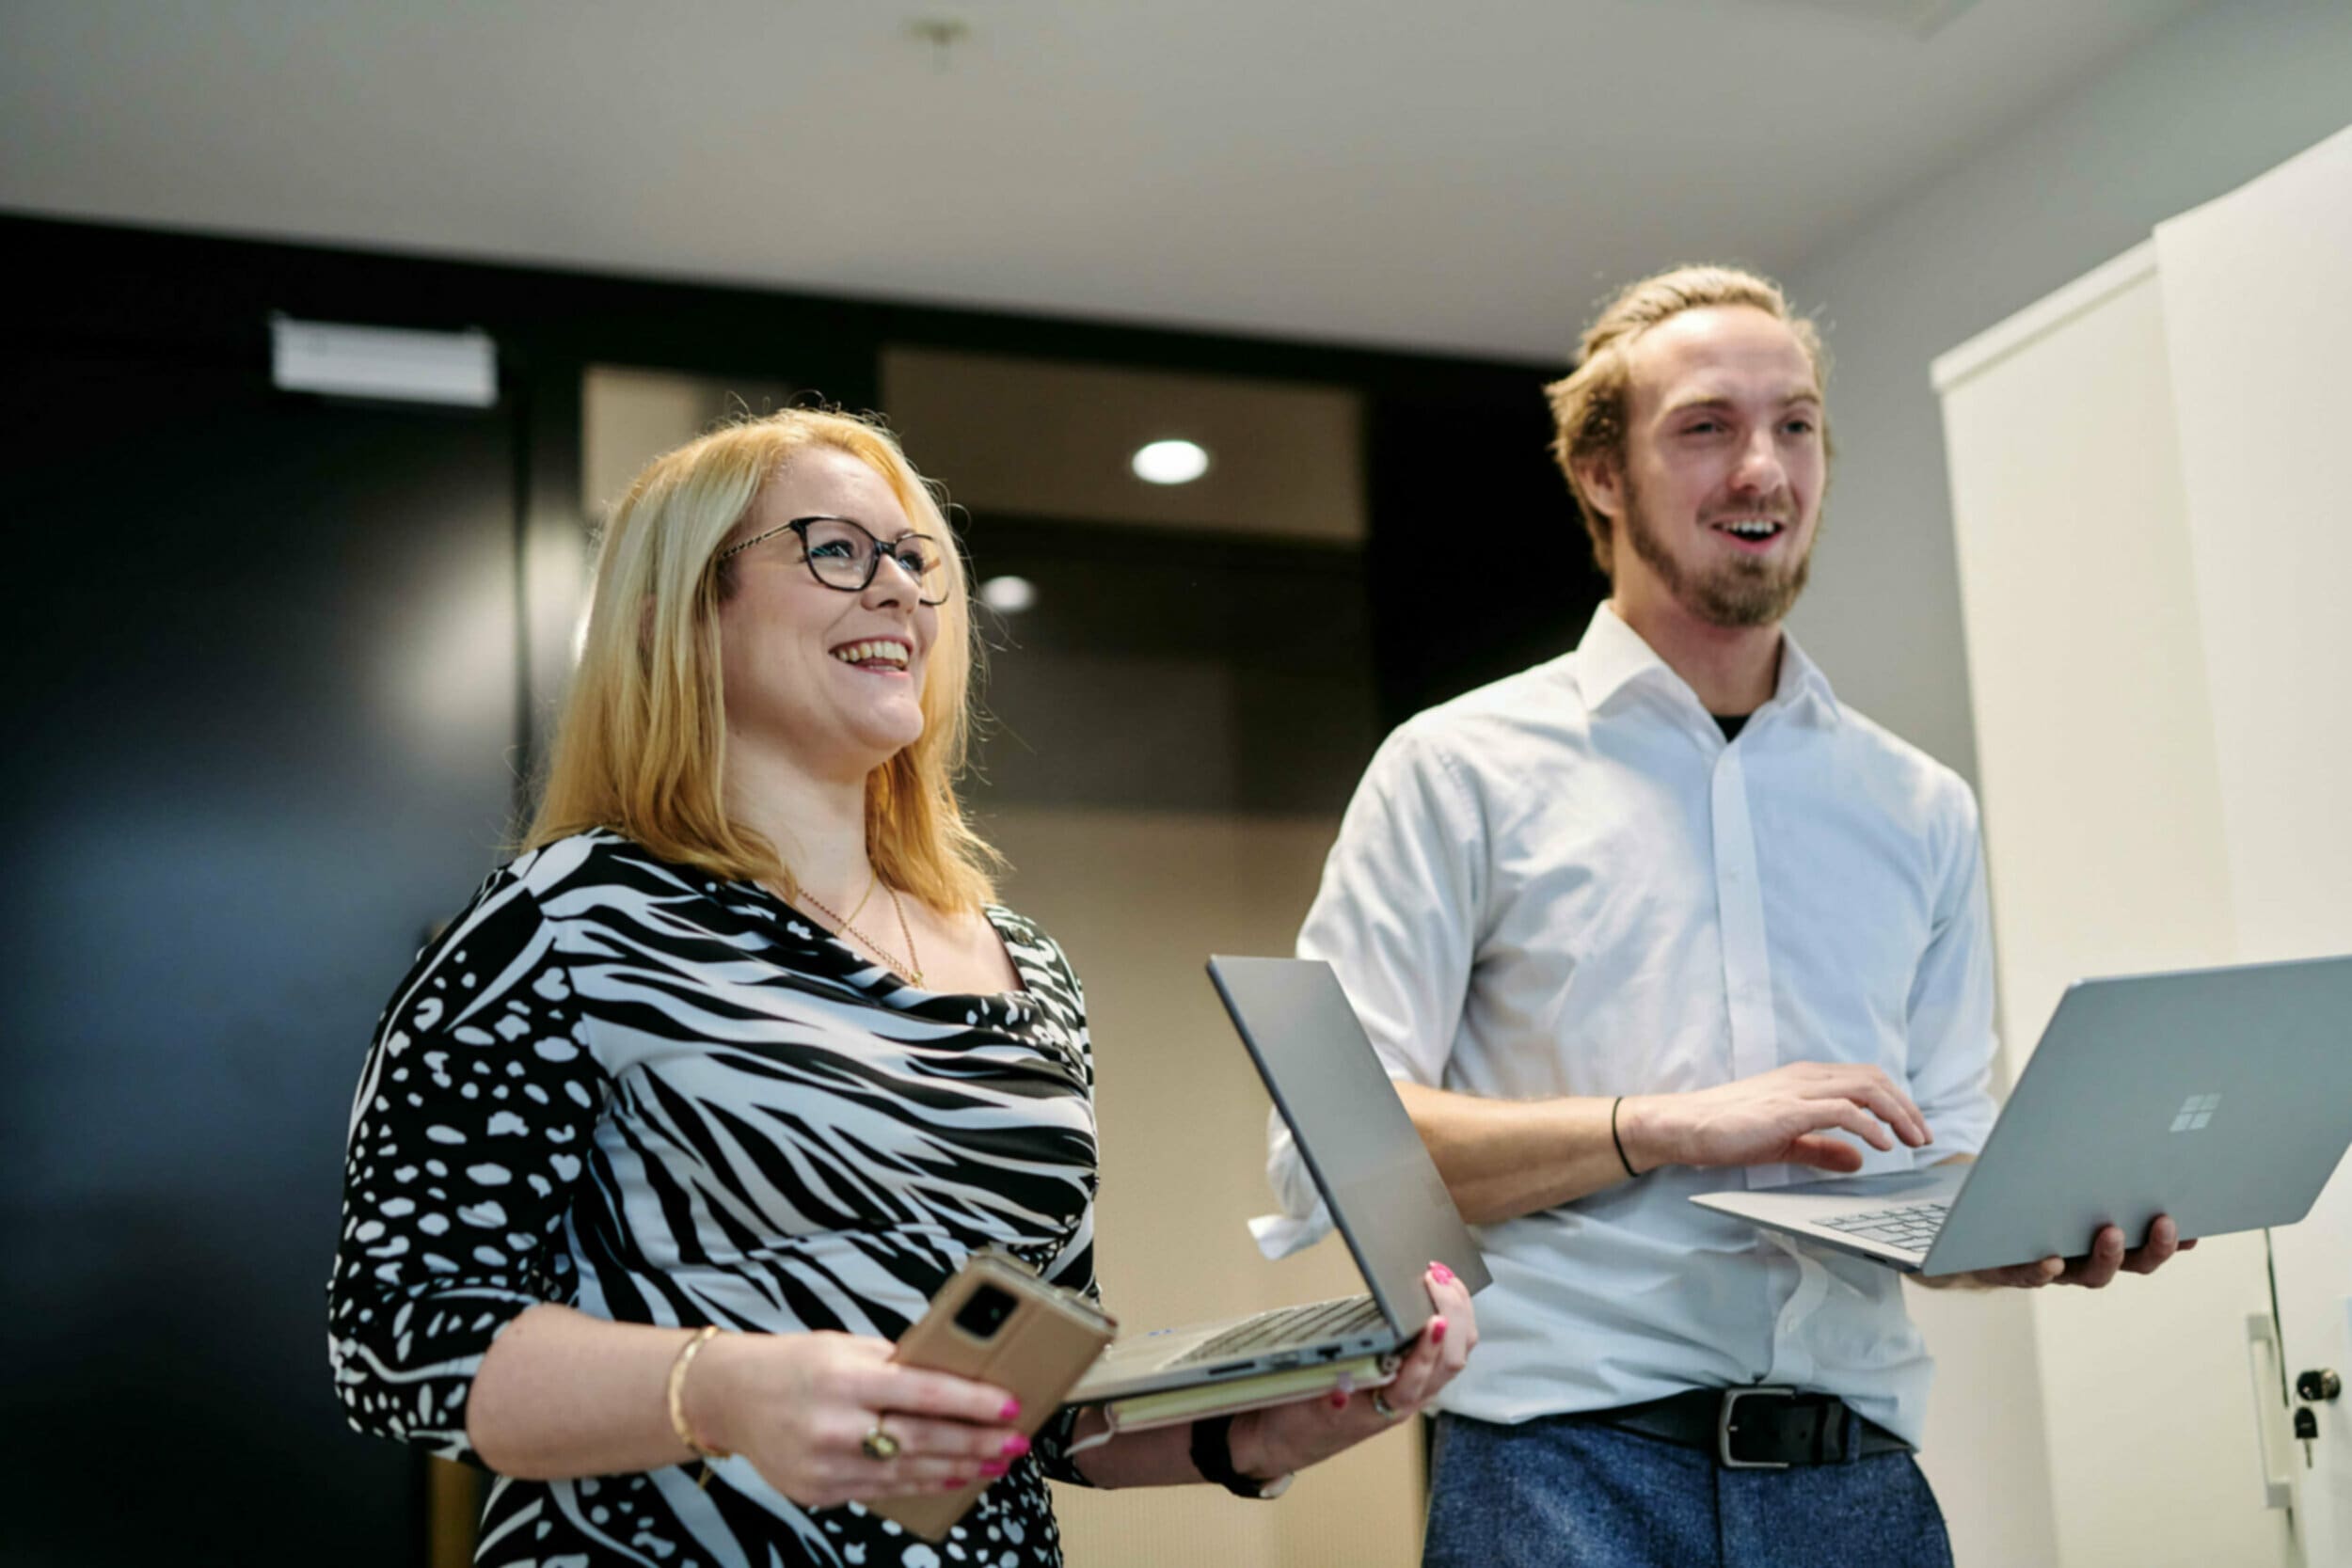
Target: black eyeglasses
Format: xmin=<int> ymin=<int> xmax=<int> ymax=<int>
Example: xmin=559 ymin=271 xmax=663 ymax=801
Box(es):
xmin=717 ymin=515 xmax=950 ymax=606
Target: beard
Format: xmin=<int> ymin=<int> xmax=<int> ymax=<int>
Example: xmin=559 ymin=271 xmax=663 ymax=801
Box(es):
xmin=1619 ymin=472 xmax=1818 ymax=628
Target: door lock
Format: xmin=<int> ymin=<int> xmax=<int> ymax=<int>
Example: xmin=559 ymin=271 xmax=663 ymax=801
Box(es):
xmin=2296 ymin=1368 xmax=2342 ymax=1403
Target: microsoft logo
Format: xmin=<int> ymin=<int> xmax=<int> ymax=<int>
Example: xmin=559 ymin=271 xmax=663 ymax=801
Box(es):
xmin=2170 ymin=1093 xmax=2223 ymax=1132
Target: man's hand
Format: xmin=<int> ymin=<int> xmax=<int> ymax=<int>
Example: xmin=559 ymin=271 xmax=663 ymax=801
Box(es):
xmin=1936 ymin=1214 xmax=2197 ymax=1291
xmin=1620 ymin=1062 xmax=1932 ymax=1174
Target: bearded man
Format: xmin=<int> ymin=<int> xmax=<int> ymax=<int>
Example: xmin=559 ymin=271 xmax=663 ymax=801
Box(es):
xmin=1267 ymin=266 xmax=2188 ymax=1568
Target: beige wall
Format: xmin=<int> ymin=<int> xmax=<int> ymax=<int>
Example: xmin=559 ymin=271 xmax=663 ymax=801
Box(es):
xmin=985 ymin=805 xmax=1427 ymax=1568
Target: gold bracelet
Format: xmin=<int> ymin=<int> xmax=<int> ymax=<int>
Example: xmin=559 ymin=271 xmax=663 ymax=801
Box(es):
xmin=666 ymin=1325 xmax=733 ymax=1487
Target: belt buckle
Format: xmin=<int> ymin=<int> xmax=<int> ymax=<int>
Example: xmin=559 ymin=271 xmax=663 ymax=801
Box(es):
xmin=1718 ymin=1386 xmax=1797 ymax=1470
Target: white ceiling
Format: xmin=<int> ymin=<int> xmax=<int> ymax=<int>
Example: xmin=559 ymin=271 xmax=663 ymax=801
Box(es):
xmin=0 ymin=0 xmax=2205 ymax=361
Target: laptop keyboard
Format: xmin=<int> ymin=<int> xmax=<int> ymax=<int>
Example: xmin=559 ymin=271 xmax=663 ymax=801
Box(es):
xmin=1817 ymin=1201 xmax=1950 ymax=1254
xmin=1168 ymin=1294 xmax=1389 ymax=1367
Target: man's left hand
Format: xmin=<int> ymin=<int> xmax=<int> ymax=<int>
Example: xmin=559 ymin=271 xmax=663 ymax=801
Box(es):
xmin=1950 ymin=1214 xmax=2196 ymax=1290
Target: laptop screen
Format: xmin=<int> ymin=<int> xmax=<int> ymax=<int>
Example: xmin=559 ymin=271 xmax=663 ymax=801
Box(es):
xmin=1207 ymin=956 xmax=1492 ymax=1325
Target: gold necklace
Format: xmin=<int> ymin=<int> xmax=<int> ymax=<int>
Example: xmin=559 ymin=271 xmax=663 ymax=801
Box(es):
xmin=800 ymin=880 xmax=924 ymax=987
xmin=841 ymin=868 xmax=879 ymax=927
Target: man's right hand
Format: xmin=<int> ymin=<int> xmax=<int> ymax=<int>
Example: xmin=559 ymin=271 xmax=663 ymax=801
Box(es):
xmin=1618 ymin=1063 xmax=1931 ymax=1174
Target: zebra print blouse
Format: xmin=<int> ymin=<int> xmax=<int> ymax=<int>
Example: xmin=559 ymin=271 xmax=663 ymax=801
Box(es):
xmin=328 ymin=829 xmax=1102 ymax=1568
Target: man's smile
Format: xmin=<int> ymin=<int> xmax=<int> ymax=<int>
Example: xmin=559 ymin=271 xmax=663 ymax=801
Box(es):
xmin=1708 ymin=515 xmax=1788 ymax=550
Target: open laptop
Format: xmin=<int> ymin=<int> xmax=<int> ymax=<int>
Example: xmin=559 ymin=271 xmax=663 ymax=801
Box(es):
xmin=1692 ymin=954 xmax=2352 ymax=1275
xmin=1065 ymin=956 xmax=1491 ymax=1406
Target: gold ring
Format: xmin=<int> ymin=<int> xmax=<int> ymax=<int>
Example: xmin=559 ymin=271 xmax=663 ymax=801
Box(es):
xmin=860 ymin=1421 xmax=901 ymax=1463
xmin=1371 ymin=1390 xmax=1399 ymax=1420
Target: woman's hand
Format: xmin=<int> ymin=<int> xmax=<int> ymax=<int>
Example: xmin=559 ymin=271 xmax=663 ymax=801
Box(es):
xmin=1225 ymin=1263 xmax=1478 ymax=1482
xmin=687 ymin=1330 xmax=1029 ymax=1510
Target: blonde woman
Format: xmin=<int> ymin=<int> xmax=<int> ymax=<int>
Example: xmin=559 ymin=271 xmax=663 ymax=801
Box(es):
xmin=326 ymin=410 xmax=1475 ymax=1568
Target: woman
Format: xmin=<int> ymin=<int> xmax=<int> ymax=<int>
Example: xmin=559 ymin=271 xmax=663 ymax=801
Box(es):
xmin=326 ymin=408 xmax=1475 ymax=1567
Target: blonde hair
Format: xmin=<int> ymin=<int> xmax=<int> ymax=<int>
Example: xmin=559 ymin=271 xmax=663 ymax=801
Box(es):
xmin=1544 ymin=264 xmax=1829 ymax=576
xmin=525 ymin=407 xmax=999 ymax=912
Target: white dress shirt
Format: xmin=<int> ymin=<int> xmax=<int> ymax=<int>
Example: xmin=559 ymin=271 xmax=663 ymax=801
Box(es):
xmin=1264 ymin=603 xmax=1997 ymax=1445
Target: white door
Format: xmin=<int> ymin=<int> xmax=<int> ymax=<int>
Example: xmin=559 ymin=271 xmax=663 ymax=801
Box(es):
xmin=2152 ymin=124 xmax=2352 ymax=1568
xmin=1936 ymin=245 xmax=2294 ymax=1568
xmin=1933 ymin=122 xmax=2352 ymax=1568
xmin=2273 ymin=1188 xmax=2352 ymax=1565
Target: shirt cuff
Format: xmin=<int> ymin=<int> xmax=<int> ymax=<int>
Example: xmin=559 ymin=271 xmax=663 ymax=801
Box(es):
xmin=1248 ymin=1203 xmax=1335 ymax=1260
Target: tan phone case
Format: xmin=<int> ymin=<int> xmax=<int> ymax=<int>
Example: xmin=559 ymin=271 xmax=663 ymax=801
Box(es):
xmin=869 ymin=1251 xmax=1117 ymax=1542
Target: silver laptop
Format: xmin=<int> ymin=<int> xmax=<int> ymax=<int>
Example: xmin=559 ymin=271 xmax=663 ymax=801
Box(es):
xmin=1692 ymin=954 xmax=2352 ymax=1275
xmin=1066 ymin=956 xmax=1491 ymax=1405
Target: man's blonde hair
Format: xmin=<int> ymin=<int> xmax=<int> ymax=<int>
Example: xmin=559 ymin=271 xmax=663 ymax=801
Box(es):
xmin=525 ymin=407 xmax=999 ymax=911
xmin=1545 ymin=264 xmax=1829 ymax=575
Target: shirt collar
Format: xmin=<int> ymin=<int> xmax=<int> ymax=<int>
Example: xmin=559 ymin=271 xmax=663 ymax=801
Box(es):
xmin=1771 ymin=626 xmax=1842 ymax=727
xmin=1566 ymin=601 xmax=1669 ymax=712
xmin=1569 ymin=602 xmax=1843 ymax=728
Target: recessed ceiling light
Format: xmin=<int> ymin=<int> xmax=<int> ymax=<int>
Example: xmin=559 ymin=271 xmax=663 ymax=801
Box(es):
xmin=1132 ymin=438 xmax=1210 ymax=485
xmin=979 ymin=575 xmax=1038 ymax=614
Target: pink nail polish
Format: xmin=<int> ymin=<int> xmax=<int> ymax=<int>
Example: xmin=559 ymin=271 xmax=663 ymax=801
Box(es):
xmin=1430 ymin=1262 xmax=1454 ymax=1285
xmin=1430 ymin=1318 xmax=1448 ymax=1344
xmin=999 ymin=1397 xmax=1023 ymax=1420
xmin=999 ymin=1434 xmax=1030 ymax=1458
xmin=979 ymin=1460 xmax=1009 ymax=1478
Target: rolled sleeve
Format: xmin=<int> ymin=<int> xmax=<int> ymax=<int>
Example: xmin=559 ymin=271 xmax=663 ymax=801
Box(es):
xmin=1904 ymin=788 xmax=2000 ymax=1163
xmin=325 ymin=872 xmax=608 ymax=1466
xmin=1265 ymin=725 xmax=1484 ymax=1227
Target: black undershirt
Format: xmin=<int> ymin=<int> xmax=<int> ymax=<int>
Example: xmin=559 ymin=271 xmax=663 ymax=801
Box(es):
xmin=1713 ymin=712 xmax=1750 ymax=743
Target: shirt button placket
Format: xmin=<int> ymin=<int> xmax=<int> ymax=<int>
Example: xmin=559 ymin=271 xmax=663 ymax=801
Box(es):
xmin=1711 ymin=747 xmax=1784 ymax=1190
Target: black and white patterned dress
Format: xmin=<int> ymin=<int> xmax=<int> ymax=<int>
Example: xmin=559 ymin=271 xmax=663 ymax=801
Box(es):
xmin=327 ymin=829 xmax=1101 ymax=1568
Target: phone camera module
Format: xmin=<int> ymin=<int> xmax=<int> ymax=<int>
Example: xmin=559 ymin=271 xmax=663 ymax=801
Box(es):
xmin=953 ymin=1284 xmax=1016 ymax=1339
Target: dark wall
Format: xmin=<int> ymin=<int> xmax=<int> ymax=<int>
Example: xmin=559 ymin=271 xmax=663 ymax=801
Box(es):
xmin=959 ymin=518 xmax=1381 ymax=816
xmin=0 ymin=337 xmax=521 ymax=1563
xmin=0 ymin=214 xmax=1601 ymax=1560
xmin=1366 ymin=388 xmax=1604 ymax=723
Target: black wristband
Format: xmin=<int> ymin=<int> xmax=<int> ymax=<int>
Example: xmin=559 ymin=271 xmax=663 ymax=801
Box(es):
xmin=1611 ymin=1096 xmax=1641 ymax=1179
xmin=1190 ymin=1415 xmax=1282 ymax=1499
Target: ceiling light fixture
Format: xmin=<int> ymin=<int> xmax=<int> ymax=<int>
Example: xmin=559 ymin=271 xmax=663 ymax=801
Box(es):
xmin=1132 ymin=438 xmax=1210 ymax=485
xmin=271 ymin=314 xmax=497 ymax=407
xmin=979 ymin=575 xmax=1037 ymax=614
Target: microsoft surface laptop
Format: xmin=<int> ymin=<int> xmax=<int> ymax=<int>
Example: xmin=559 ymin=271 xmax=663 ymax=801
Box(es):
xmin=1066 ymin=957 xmax=1490 ymax=1406
xmin=1692 ymin=955 xmax=2352 ymax=1275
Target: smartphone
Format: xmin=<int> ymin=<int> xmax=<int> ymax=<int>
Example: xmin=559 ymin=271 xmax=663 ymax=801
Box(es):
xmin=869 ymin=1250 xmax=1117 ymax=1541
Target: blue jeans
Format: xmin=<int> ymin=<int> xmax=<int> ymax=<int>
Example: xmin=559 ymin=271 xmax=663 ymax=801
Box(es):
xmin=1424 ymin=1413 xmax=1954 ymax=1568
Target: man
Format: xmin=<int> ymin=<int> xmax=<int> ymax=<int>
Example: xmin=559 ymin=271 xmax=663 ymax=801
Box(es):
xmin=1266 ymin=266 xmax=2188 ymax=1567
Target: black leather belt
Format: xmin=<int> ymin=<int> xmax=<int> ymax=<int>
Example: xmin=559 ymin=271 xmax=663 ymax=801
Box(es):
xmin=1586 ymin=1387 xmax=1914 ymax=1469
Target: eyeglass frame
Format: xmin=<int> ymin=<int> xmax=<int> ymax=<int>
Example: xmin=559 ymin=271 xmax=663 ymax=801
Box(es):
xmin=715 ymin=515 xmax=951 ymax=607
